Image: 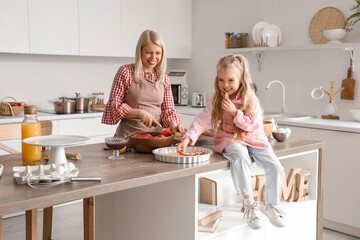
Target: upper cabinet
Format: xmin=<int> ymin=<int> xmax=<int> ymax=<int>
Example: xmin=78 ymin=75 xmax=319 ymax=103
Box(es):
xmin=159 ymin=0 xmax=192 ymax=59
xmin=79 ymin=0 xmax=122 ymax=57
xmin=121 ymin=0 xmax=158 ymax=57
xmin=0 ymin=0 xmax=29 ymax=53
xmin=1 ymin=0 xmax=192 ymax=59
xmin=28 ymin=0 xmax=79 ymax=55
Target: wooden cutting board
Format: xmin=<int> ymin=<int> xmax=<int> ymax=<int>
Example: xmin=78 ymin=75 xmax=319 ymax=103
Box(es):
xmin=341 ymin=68 xmax=356 ymax=100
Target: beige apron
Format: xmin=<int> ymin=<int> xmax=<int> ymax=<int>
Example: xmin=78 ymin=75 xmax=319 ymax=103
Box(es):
xmin=115 ymin=77 xmax=164 ymax=137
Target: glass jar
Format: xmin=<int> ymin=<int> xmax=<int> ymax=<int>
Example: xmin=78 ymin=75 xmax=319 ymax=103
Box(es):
xmin=230 ymin=33 xmax=239 ymax=48
xmin=21 ymin=105 xmax=41 ymax=162
xmin=225 ymin=32 xmax=233 ymax=49
xmin=241 ymin=33 xmax=248 ymax=48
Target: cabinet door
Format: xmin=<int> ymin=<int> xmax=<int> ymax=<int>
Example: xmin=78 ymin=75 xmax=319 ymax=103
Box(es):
xmin=79 ymin=0 xmax=122 ymax=56
xmin=28 ymin=0 xmax=79 ymax=55
xmin=0 ymin=0 xmax=29 ymax=53
xmin=311 ymin=129 xmax=360 ymax=230
xmin=159 ymin=0 xmax=192 ymax=59
xmin=121 ymin=0 xmax=158 ymax=57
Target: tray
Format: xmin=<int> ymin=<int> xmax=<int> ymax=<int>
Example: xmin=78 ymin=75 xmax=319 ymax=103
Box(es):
xmin=13 ymin=163 xmax=79 ymax=184
xmin=152 ymin=146 xmax=213 ymax=164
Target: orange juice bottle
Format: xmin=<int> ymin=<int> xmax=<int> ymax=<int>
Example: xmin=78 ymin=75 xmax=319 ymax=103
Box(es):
xmin=21 ymin=105 xmax=41 ymax=162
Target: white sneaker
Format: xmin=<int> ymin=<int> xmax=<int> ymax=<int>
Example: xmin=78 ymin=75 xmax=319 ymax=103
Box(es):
xmin=244 ymin=202 xmax=263 ymax=230
xmin=260 ymin=203 xmax=286 ymax=228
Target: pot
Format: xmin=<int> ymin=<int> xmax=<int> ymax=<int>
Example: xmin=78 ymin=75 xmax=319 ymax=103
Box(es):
xmin=54 ymin=98 xmax=75 ymax=114
xmin=68 ymin=93 xmax=91 ymax=113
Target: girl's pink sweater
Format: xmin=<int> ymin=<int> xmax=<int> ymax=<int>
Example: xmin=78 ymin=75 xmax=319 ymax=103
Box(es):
xmin=183 ymin=92 xmax=271 ymax=153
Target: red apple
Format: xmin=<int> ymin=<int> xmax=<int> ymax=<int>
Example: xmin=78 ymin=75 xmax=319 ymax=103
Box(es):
xmin=11 ymin=104 xmax=18 ymax=107
xmin=157 ymin=134 xmax=166 ymax=138
xmin=142 ymin=133 xmax=153 ymax=138
xmin=19 ymin=102 xmax=26 ymax=106
xmin=161 ymin=128 xmax=172 ymax=137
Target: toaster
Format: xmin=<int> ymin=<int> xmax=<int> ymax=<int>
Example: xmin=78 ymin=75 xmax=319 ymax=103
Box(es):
xmin=192 ymin=91 xmax=206 ymax=108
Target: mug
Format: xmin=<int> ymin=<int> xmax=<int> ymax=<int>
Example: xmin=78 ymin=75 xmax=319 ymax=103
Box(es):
xmin=311 ymin=87 xmax=324 ymax=99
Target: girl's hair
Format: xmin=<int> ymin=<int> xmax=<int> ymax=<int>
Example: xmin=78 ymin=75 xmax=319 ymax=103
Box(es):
xmin=211 ymin=54 xmax=257 ymax=139
xmin=134 ymin=30 xmax=167 ymax=84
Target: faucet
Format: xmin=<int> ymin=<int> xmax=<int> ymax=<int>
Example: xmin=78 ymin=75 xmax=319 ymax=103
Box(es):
xmin=266 ymin=80 xmax=287 ymax=114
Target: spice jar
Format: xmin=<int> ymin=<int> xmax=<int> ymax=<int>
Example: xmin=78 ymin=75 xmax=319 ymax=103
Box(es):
xmin=225 ymin=32 xmax=233 ymax=49
xmin=230 ymin=33 xmax=239 ymax=48
xmin=241 ymin=33 xmax=248 ymax=48
xmin=21 ymin=105 xmax=41 ymax=162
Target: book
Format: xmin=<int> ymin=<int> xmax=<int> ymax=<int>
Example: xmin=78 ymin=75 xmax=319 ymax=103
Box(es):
xmin=198 ymin=203 xmax=218 ymax=220
xmin=198 ymin=209 xmax=223 ymax=226
xmin=199 ymin=177 xmax=217 ymax=205
xmin=198 ymin=218 xmax=221 ymax=233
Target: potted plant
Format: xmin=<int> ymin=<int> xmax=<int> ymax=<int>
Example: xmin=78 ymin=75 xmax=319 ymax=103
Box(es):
xmin=344 ymin=0 xmax=360 ymax=31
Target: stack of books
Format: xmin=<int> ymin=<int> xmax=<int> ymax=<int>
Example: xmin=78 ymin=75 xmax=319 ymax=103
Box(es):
xmin=198 ymin=203 xmax=223 ymax=233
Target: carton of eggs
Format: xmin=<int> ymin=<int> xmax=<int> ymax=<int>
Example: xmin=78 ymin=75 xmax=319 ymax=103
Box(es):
xmin=272 ymin=127 xmax=291 ymax=142
xmin=13 ymin=163 xmax=79 ymax=184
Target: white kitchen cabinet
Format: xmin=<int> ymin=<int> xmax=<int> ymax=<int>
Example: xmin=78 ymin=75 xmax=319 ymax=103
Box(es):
xmin=0 ymin=0 xmax=29 ymax=53
xmin=79 ymin=0 xmax=122 ymax=57
xmin=280 ymin=124 xmax=360 ymax=237
xmin=159 ymin=0 xmax=192 ymax=59
xmin=121 ymin=0 xmax=158 ymax=57
xmin=28 ymin=0 xmax=79 ymax=55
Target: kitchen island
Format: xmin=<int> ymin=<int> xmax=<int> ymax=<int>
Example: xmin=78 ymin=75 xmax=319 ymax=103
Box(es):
xmin=0 ymin=139 xmax=324 ymax=240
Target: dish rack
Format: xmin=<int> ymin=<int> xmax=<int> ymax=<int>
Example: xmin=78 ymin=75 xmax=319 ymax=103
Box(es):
xmin=0 ymin=96 xmax=24 ymax=116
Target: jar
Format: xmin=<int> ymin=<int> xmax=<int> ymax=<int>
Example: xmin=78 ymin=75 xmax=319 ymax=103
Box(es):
xmin=230 ymin=33 xmax=238 ymax=48
xmin=21 ymin=105 xmax=41 ymax=162
xmin=225 ymin=32 xmax=233 ymax=49
xmin=241 ymin=33 xmax=248 ymax=48
xmin=237 ymin=33 xmax=244 ymax=48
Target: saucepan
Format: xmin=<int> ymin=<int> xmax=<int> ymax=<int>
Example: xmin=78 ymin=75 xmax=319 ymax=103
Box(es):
xmin=54 ymin=97 xmax=75 ymax=114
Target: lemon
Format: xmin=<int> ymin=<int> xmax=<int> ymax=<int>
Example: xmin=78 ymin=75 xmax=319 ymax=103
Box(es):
xmin=119 ymin=147 xmax=127 ymax=153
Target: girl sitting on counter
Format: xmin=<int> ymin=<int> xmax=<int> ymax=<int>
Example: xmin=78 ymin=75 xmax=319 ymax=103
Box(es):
xmin=102 ymin=30 xmax=186 ymax=136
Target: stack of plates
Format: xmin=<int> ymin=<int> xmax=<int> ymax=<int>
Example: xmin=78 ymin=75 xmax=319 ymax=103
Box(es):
xmin=252 ymin=22 xmax=282 ymax=47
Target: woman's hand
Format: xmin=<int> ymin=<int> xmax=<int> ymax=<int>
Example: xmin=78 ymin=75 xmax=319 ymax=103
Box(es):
xmin=177 ymin=138 xmax=190 ymax=153
xmin=222 ymin=97 xmax=237 ymax=117
xmin=139 ymin=109 xmax=161 ymax=128
xmin=169 ymin=122 xmax=187 ymax=135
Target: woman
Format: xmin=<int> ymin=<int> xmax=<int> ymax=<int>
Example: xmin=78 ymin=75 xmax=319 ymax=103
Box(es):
xmin=102 ymin=30 xmax=185 ymax=137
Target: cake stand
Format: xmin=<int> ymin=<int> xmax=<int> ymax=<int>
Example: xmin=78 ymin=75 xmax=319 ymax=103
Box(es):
xmin=22 ymin=135 xmax=90 ymax=164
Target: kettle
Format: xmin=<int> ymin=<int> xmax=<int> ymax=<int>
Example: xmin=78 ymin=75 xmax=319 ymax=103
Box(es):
xmin=192 ymin=91 xmax=206 ymax=108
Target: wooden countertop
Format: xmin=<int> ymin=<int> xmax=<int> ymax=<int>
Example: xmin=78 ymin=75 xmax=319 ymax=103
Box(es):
xmin=0 ymin=139 xmax=324 ymax=216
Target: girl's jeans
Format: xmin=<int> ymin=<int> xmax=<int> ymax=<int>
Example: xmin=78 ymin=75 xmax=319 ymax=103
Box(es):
xmin=223 ymin=143 xmax=283 ymax=205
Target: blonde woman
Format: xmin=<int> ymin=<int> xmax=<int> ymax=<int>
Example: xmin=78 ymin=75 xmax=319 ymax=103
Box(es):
xmin=102 ymin=30 xmax=185 ymax=137
xmin=177 ymin=55 xmax=286 ymax=230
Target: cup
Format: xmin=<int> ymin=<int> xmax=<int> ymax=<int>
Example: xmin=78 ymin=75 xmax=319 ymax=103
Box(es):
xmin=311 ymin=87 xmax=324 ymax=99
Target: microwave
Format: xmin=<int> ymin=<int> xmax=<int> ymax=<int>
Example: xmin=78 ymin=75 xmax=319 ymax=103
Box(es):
xmin=169 ymin=71 xmax=188 ymax=106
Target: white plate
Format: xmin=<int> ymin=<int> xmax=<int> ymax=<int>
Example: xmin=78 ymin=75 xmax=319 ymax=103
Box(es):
xmin=262 ymin=24 xmax=282 ymax=47
xmin=252 ymin=21 xmax=270 ymax=45
xmin=22 ymin=135 xmax=90 ymax=147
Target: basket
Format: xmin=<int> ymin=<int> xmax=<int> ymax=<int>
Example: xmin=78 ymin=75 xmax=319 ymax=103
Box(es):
xmin=0 ymin=97 xmax=24 ymax=116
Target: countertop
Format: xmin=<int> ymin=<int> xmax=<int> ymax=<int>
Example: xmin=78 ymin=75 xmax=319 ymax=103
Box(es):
xmin=0 ymin=139 xmax=324 ymax=215
xmin=175 ymin=105 xmax=360 ymax=134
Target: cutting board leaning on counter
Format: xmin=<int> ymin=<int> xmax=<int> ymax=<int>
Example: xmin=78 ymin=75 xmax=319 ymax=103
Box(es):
xmin=101 ymin=30 xmax=186 ymax=137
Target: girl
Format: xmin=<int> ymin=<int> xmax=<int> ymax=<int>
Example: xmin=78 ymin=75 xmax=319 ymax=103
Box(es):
xmin=102 ymin=30 xmax=186 ymax=136
xmin=177 ymin=55 xmax=286 ymax=230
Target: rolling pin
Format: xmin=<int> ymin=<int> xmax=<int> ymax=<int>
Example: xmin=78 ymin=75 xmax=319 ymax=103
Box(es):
xmin=44 ymin=152 xmax=82 ymax=161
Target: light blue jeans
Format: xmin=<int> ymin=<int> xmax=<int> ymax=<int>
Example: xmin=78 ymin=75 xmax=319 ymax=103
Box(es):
xmin=223 ymin=143 xmax=283 ymax=205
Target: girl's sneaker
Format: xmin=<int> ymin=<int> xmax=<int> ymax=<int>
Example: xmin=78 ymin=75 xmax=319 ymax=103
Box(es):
xmin=260 ymin=203 xmax=286 ymax=227
xmin=244 ymin=202 xmax=263 ymax=230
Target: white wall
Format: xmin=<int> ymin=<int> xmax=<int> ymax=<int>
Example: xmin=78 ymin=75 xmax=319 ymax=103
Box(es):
xmin=1 ymin=0 xmax=360 ymax=120
xmin=189 ymin=0 xmax=360 ymax=120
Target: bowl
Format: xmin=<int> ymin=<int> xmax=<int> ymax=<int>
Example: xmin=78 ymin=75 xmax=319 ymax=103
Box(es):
xmin=350 ymin=109 xmax=360 ymax=121
xmin=322 ymin=28 xmax=347 ymax=44
xmin=272 ymin=128 xmax=291 ymax=142
xmin=263 ymin=120 xmax=274 ymax=138
xmin=130 ymin=132 xmax=173 ymax=153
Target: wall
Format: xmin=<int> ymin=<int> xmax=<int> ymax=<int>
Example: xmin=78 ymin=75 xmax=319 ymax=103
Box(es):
xmin=189 ymin=0 xmax=360 ymax=120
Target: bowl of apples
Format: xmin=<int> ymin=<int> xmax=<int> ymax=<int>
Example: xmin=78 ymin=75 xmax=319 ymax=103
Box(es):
xmin=130 ymin=128 xmax=173 ymax=153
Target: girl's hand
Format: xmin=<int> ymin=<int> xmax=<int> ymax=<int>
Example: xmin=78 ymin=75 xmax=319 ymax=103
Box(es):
xmin=169 ymin=122 xmax=187 ymax=135
xmin=222 ymin=97 xmax=237 ymax=117
xmin=139 ymin=109 xmax=162 ymax=128
xmin=177 ymin=138 xmax=191 ymax=153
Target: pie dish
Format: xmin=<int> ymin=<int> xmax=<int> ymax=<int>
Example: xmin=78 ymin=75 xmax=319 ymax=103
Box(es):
xmin=152 ymin=146 xmax=213 ymax=164
xmin=252 ymin=21 xmax=270 ymax=45
xmin=262 ymin=24 xmax=282 ymax=47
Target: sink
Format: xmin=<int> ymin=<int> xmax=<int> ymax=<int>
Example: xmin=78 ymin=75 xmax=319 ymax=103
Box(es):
xmin=264 ymin=112 xmax=313 ymax=120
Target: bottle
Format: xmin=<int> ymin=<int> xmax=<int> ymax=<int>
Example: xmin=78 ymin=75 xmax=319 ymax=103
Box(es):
xmin=21 ymin=105 xmax=41 ymax=162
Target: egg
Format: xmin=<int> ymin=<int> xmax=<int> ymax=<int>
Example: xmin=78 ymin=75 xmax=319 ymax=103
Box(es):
xmin=285 ymin=128 xmax=292 ymax=134
xmin=67 ymin=162 xmax=76 ymax=172
xmin=55 ymin=165 xmax=65 ymax=175
xmin=275 ymin=128 xmax=286 ymax=133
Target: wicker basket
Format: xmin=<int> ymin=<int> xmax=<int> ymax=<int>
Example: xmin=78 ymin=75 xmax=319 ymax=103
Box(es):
xmin=0 ymin=97 xmax=24 ymax=116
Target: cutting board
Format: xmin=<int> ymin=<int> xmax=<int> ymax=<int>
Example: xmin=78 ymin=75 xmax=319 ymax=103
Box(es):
xmin=340 ymin=68 xmax=356 ymax=100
